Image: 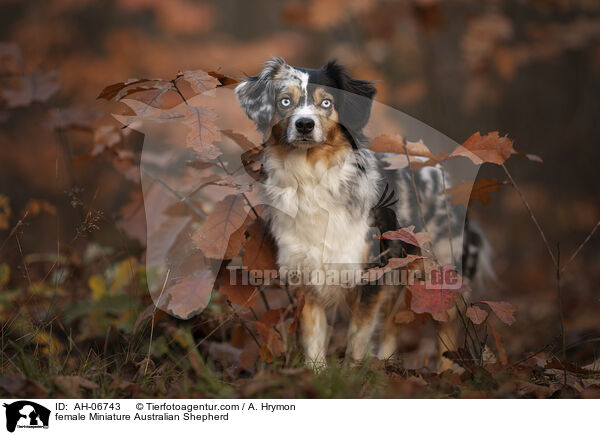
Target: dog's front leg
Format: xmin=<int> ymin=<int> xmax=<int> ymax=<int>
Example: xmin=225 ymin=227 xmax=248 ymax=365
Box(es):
xmin=301 ymin=297 xmax=328 ymax=369
xmin=346 ymin=286 xmax=385 ymax=363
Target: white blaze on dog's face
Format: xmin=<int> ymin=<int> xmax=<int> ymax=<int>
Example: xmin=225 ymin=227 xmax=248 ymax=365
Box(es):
xmin=275 ymin=74 xmax=336 ymax=147
xmin=235 ymin=57 xmax=376 ymax=149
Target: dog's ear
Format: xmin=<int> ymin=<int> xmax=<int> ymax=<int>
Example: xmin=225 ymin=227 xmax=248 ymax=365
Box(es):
xmin=325 ymin=60 xmax=376 ymax=133
xmin=235 ymin=57 xmax=286 ymax=132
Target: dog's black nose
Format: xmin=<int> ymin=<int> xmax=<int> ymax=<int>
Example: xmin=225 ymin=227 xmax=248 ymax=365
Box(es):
xmin=295 ymin=118 xmax=315 ymax=134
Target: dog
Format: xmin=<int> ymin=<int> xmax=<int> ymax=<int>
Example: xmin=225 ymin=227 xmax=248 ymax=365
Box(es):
xmin=235 ymin=57 xmax=490 ymax=369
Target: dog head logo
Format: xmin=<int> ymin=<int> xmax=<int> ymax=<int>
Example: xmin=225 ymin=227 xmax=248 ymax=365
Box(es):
xmin=113 ymin=58 xmax=479 ymax=319
xmin=3 ymin=401 xmax=50 ymax=432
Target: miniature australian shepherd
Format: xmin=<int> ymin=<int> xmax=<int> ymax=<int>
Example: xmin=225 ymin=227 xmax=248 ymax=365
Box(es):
xmin=235 ymin=57 xmax=490 ymax=370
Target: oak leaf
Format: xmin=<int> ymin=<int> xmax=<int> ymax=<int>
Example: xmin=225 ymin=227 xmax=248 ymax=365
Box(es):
xmin=218 ymin=268 xmax=256 ymax=307
xmin=362 ymin=254 xmax=423 ymax=281
xmin=466 ymin=305 xmax=489 ymax=324
xmin=181 ymin=70 xmax=220 ymax=94
xmin=182 ymin=105 xmax=222 ymax=160
xmin=450 ymin=132 xmax=514 ymax=165
xmin=192 ymin=194 xmax=247 ymax=259
xmin=379 ymin=225 xmax=432 ymax=248
xmin=443 ymin=178 xmax=503 ymax=206
xmin=407 ymin=279 xmax=462 ymax=318
xmin=165 ymin=271 xmax=213 ymax=319
xmin=242 ymin=218 xmax=278 ymax=277
xmin=370 ymin=134 xmax=435 ymax=159
xmin=482 ymin=300 xmax=516 ymax=325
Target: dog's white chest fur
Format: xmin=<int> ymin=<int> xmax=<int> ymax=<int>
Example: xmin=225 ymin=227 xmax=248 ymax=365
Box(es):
xmin=262 ymin=148 xmax=372 ymax=303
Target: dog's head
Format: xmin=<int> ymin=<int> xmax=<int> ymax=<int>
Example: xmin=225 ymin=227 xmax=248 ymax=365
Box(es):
xmin=235 ymin=57 xmax=376 ymax=148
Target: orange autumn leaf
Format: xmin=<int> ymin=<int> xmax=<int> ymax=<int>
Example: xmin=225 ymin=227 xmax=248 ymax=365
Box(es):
xmin=450 ymin=131 xmax=514 ymax=165
xmin=370 ymin=134 xmax=435 ymax=159
xmin=443 ymin=178 xmax=504 ymax=206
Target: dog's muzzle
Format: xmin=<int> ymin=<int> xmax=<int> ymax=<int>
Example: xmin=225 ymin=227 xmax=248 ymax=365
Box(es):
xmin=295 ymin=118 xmax=315 ymax=134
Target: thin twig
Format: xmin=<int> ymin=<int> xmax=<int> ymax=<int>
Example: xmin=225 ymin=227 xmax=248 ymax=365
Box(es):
xmin=142 ymin=167 xmax=206 ymax=219
xmin=502 ymin=163 xmax=557 ymax=267
xmin=216 ymin=156 xmax=259 ymax=219
xmin=439 ymin=164 xmax=455 ymax=261
xmin=227 ymin=300 xmax=261 ymax=348
xmin=560 ymin=218 xmax=600 ymax=274
xmin=402 ymin=139 xmax=429 ymax=233
xmin=556 ymin=244 xmax=566 ymax=363
xmin=144 ymin=269 xmax=170 ymax=376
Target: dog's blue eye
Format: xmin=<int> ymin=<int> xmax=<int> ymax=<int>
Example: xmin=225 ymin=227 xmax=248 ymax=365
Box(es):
xmin=280 ymin=98 xmax=291 ymax=107
xmin=321 ymin=99 xmax=332 ymax=108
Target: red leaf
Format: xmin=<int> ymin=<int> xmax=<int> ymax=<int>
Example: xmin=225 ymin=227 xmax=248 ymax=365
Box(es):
xmin=362 ymin=255 xmax=423 ymax=281
xmin=379 ymin=225 xmax=432 ymax=248
xmin=482 ymin=300 xmax=516 ymax=325
xmin=407 ymin=280 xmax=462 ymax=318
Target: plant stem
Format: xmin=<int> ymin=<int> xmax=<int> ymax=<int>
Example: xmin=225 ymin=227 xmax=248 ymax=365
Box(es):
xmin=501 ymin=163 xmax=557 ymax=267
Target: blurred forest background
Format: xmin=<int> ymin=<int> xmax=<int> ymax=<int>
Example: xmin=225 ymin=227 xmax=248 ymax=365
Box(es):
xmin=0 ymin=0 xmax=599 ymax=398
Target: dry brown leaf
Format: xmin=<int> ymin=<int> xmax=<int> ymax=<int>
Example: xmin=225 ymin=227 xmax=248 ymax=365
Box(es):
xmin=0 ymin=194 xmax=11 ymax=230
xmin=242 ymin=218 xmax=278 ymax=277
xmin=182 ymin=105 xmax=222 ymax=160
xmin=221 ymin=129 xmax=258 ymax=152
xmin=192 ymin=195 xmax=247 ymax=259
xmin=466 ymin=305 xmax=489 ymax=324
xmin=482 ymin=300 xmax=516 ymax=325
xmin=165 ymin=271 xmax=213 ymax=319
xmin=181 ymin=70 xmax=220 ymax=94
xmin=218 ymin=268 xmax=257 ymax=307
